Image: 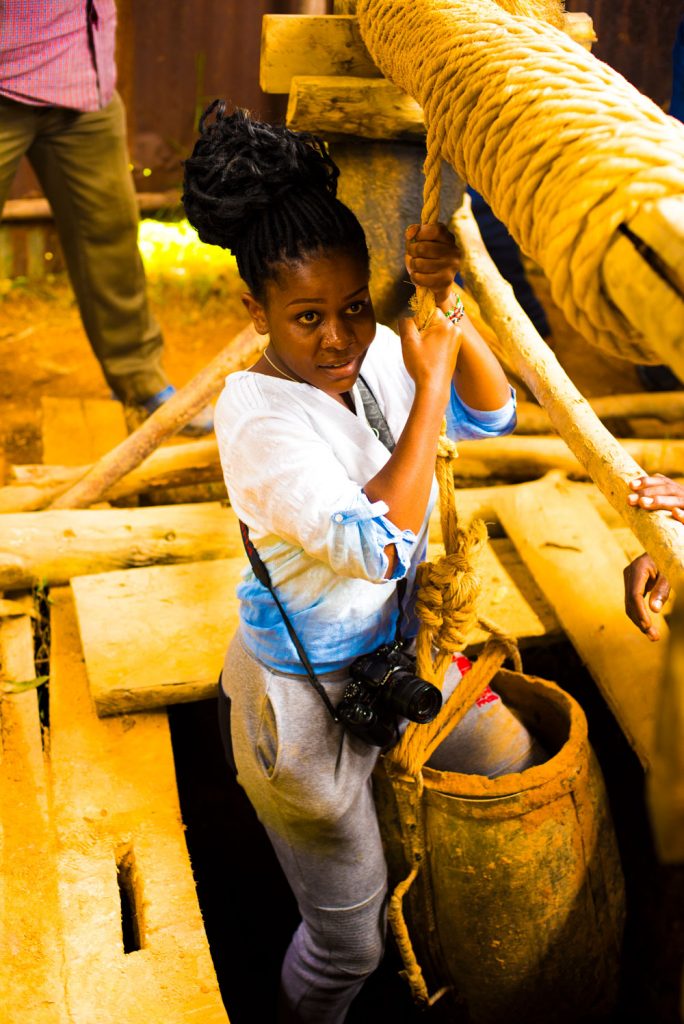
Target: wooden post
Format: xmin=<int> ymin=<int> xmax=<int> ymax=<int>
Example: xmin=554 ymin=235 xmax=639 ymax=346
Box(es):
xmin=450 ymin=198 xmax=684 ymax=593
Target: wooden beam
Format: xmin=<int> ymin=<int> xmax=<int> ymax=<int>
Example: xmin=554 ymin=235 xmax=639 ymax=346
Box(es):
xmin=450 ymin=199 xmax=684 ymax=595
xmin=516 ymin=393 xmax=684 ymax=436
xmin=287 ymin=75 xmax=424 ymax=140
xmin=261 ymin=12 xmax=594 ymax=96
xmin=7 ymin=430 xmax=684 ymax=513
xmin=495 ymin=473 xmax=666 ymax=766
xmin=260 ymin=14 xmax=379 ymax=94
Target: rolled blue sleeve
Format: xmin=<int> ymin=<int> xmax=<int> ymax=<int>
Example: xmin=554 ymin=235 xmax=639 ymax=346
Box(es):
xmin=329 ymin=494 xmax=417 ymax=583
xmin=446 ymin=385 xmax=517 ymax=440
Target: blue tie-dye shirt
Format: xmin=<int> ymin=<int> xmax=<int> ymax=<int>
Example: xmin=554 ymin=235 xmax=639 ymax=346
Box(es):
xmin=215 ymin=324 xmax=516 ymax=674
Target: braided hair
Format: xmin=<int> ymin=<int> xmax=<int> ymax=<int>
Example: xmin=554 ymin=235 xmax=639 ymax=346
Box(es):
xmin=182 ymin=101 xmax=369 ymax=300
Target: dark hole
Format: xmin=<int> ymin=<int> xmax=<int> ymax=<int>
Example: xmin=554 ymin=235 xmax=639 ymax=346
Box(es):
xmin=116 ymin=846 xmax=143 ymax=954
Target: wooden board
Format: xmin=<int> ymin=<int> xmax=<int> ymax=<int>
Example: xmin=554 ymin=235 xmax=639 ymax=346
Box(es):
xmin=260 ymin=14 xmax=380 ymax=93
xmin=41 ymin=397 xmax=128 ymax=466
xmin=71 ymin=541 xmax=562 ymax=717
xmin=48 ymin=587 xmax=228 ymax=1023
xmin=0 ymin=611 xmax=67 ymax=1024
xmin=495 ymin=474 xmax=666 ymax=767
xmin=287 ymin=75 xmax=424 ymax=140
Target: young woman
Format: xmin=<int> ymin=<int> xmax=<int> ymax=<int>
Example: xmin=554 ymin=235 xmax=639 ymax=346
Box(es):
xmin=183 ymin=102 xmax=541 ymax=1023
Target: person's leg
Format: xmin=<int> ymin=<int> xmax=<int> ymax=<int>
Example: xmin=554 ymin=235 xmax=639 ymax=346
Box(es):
xmin=26 ymin=93 xmax=168 ymax=403
xmin=222 ymin=635 xmax=387 ymax=1024
xmin=0 ymin=96 xmax=40 ymax=215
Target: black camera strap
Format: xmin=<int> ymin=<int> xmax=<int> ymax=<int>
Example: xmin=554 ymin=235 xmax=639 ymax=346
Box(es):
xmin=238 ymin=376 xmax=406 ymax=723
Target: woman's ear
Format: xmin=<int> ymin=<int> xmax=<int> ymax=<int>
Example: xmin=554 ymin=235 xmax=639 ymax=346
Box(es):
xmin=241 ymin=292 xmax=269 ymax=335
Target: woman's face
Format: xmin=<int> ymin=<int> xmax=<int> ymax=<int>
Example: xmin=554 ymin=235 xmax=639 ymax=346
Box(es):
xmin=244 ymin=250 xmax=376 ymax=398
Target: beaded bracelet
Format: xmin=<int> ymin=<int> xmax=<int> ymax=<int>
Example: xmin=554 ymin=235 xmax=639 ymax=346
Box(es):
xmin=445 ymin=294 xmax=465 ymax=325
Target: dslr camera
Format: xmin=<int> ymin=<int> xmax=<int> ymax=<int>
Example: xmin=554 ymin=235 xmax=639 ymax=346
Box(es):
xmin=336 ymin=641 xmax=442 ymax=747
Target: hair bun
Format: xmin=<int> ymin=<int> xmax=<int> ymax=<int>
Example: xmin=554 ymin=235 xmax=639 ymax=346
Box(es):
xmin=183 ymin=103 xmax=340 ymax=249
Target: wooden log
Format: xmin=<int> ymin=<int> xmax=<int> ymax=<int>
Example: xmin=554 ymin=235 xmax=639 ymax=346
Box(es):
xmin=450 ymin=198 xmax=684 ymax=595
xmin=0 ymin=438 xmax=223 ymax=513
xmin=0 ymin=610 xmax=66 ymax=1024
xmin=8 ymin=429 xmax=684 ymax=513
xmin=287 ymin=75 xmax=424 ymax=140
xmin=516 ymin=393 xmax=684 ymax=435
xmin=452 ymin=436 xmax=684 ymax=481
xmin=495 ymin=473 xmax=666 ymax=766
xmin=261 ymin=12 xmax=595 ymax=96
xmin=48 ymin=322 xmax=263 ymax=511
xmin=647 ymin=597 xmax=684 ymax=863
xmin=0 ymin=479 xmax=635 ymax=591
xmin=0 ymin=503 xmax=242 ymax=590
xmin=260 ymin=14 xmax=379 ymax=94
xmin=48 ymin=587 xmax=227 ymax=1022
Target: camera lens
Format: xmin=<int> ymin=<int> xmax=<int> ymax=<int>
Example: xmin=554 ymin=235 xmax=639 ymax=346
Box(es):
xmin=387 ymin=673 xmax=442 ymax=723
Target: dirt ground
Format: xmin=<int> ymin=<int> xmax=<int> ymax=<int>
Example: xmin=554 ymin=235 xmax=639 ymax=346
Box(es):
xmin=0 ymin=264 xmax=643 ymax=470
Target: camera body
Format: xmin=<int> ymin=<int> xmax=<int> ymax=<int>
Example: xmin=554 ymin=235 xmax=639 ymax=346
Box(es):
xmin=336 ymin=641 xmax=442 ymax=747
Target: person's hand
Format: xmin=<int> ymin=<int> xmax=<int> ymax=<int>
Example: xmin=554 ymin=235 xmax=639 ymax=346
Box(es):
xmin=623 ymin=553 xmax=670 ymax=641
xmin=628 ymin=474 xmax=684 ymax=522
xmin=405 ymin=222 xmax=461 ymax=307
xmin=398 ymin=310 xmax=461 ymax=397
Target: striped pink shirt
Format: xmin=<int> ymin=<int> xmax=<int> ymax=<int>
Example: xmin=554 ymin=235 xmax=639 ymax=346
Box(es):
xmin=0 ymin=1 xmax=117 ymax=111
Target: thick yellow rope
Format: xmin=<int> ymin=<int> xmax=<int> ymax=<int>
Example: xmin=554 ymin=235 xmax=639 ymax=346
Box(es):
xmin=357 ymin=0 xmax=684 ymax=364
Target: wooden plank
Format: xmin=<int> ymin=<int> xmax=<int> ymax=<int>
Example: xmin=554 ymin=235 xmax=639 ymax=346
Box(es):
xmin=0 ymin=611 xmax=67 ymax=1024
xmin=260 ymin=14 xmax=380 ymax=93
xmin=49 ymin=587 xmax=228 ymax=1023
xmin=287 ymin=75 xmax=424 ymax=140
xmin=495 ymin=473 xmax=666 ymax=767
xmin=71 ymin=537 xmax=562 ymax=717
xmin=41 ymin=397 xmax=128 ymax=466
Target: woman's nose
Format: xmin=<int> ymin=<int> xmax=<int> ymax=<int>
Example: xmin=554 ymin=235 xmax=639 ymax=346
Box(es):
xmin=320 ymin=320 xmax=351 ymax=348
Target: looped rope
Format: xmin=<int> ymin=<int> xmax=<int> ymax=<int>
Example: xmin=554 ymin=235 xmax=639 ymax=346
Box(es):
xmin=357 ymin=0 xmax=684 ymax=363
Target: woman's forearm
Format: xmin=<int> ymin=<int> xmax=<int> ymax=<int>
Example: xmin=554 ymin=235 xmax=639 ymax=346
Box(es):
xmin=452 ymin=318 xmax=511 ymax=411
xmin=363 ymin=383 xmax=449 ymax=535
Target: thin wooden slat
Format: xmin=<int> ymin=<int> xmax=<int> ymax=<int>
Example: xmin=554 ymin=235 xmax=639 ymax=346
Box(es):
xmin=495 ymin=473 xmax=666 ymax=767
xmin=41 ymin=397 xmax=129 ymax=466
xmin=0 ymin=611 xmax=67 ymax=1024
xmin=49 ymin=587 xmax=228 ymax=1023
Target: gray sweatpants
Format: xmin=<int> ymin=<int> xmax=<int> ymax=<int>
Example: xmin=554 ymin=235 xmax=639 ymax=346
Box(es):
xmin=221 ymin=633 xmax=542 ymax=1023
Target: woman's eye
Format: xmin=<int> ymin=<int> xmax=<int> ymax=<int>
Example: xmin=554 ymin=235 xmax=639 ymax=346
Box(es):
xmin=346 ymin=301 xmax=366 ymax=315
xmin=296 ymin=311 xmax=319 ymax=325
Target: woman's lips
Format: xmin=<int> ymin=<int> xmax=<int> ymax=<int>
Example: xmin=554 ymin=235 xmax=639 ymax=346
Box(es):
xmin=317 ymin=356 xmax=359 ymax=379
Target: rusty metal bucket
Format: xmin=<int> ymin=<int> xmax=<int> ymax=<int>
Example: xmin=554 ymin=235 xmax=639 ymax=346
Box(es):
xmin=374 ymin=668 xmax=626 ymax=1024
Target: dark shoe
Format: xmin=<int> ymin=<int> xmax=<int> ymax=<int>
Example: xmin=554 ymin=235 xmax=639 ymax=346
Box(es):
xmin=142 ymin=384 xmax=214 ymax=436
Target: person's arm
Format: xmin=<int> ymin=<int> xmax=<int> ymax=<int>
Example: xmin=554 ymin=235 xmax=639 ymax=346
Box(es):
xmin=404 ymin=222 xmax=511 ymax=411
xmin=623 ymin=474 xmax=683 ymax=640
xmin=363 ymin=311 xmax=460 ymax=536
